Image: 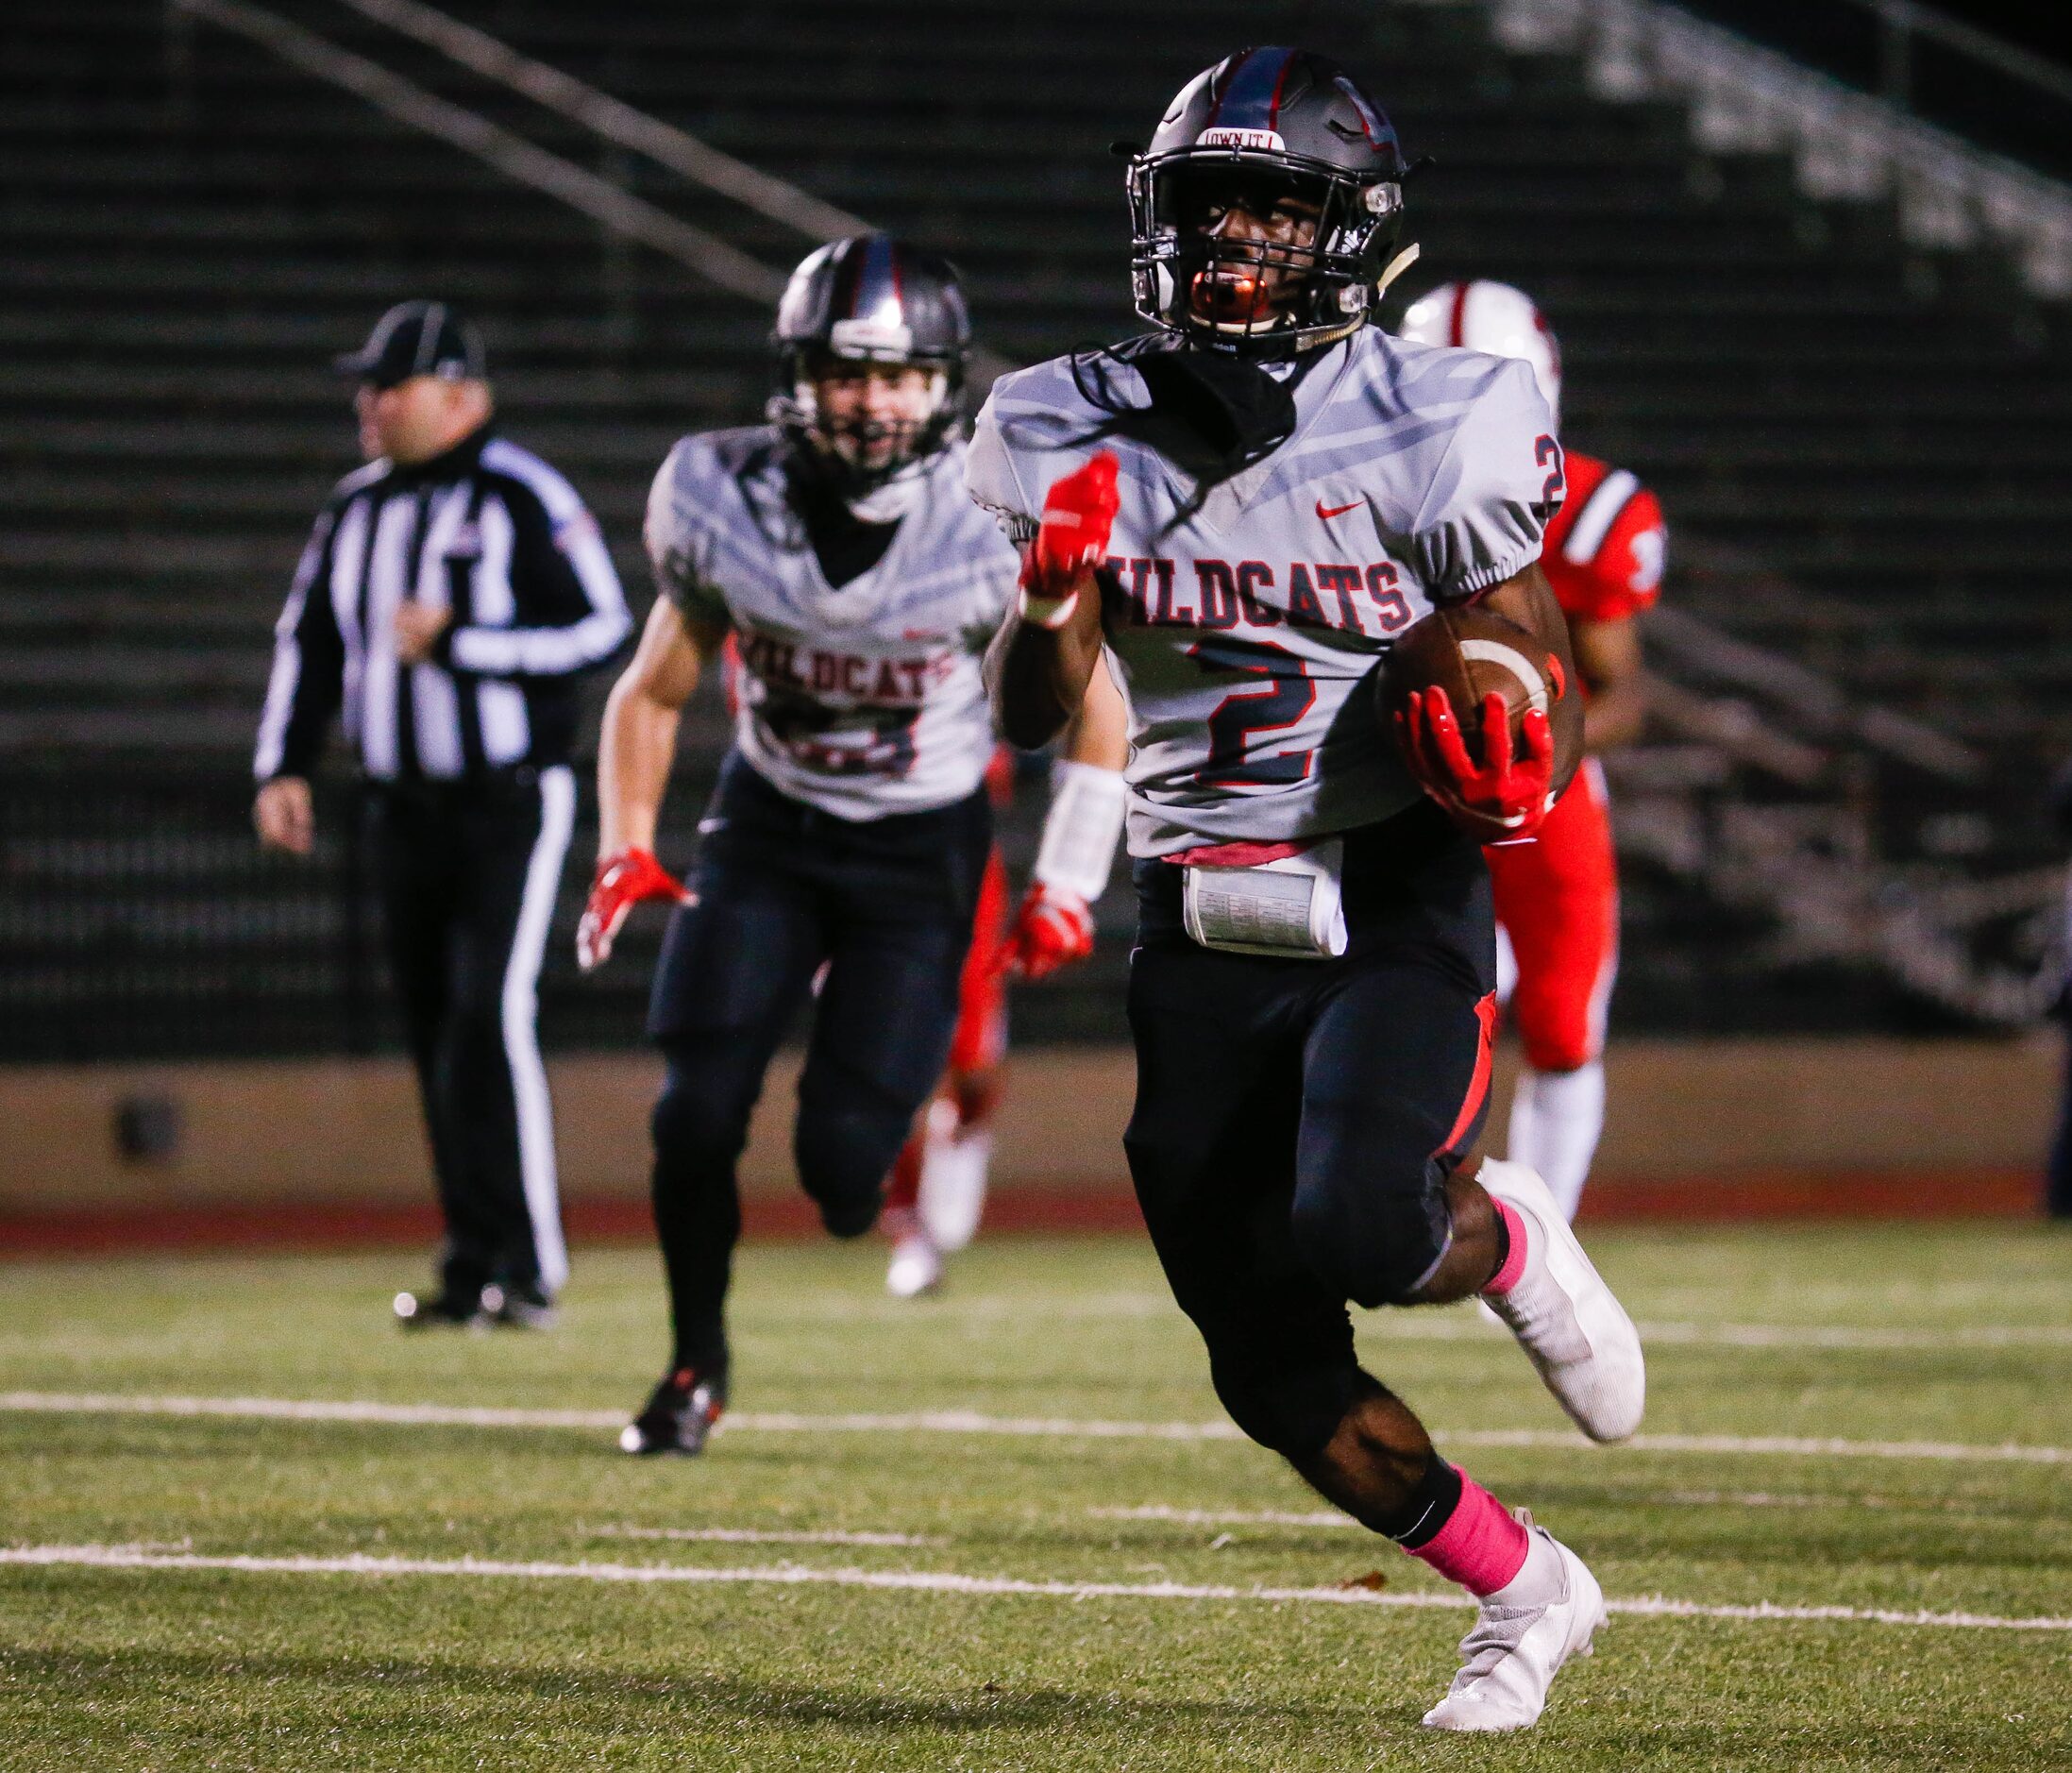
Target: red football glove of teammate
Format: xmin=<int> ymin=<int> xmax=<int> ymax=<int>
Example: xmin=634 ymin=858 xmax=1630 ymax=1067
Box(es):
xmin=1019 ymin=451 xmax=1120 ymax=628
xmin=1396 ymin=686 xmax=1556 ymax=843
xmin=998 ymin=882 xmax=1096 ymax=982
xmin=577 ymin=847 xmax=693 ymax=971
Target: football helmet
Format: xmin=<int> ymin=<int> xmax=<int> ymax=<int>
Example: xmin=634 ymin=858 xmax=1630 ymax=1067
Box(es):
xmin=768 ymin=233 xmax=970 ymax=490
xmin=1126 ymin=47 xmax=1414 ymax=357
xmin=1398 ymin=279 xmax=1563 ymax=422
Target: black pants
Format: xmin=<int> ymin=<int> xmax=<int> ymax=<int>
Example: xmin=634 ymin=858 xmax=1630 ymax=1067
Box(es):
xmin=1123 ymin=802 xmax=1497 ymax=1462
xmin=368 ymin=766 xmax=575 ymax=1298
xmin=646 ymin=754 xmax=993 ymax=1372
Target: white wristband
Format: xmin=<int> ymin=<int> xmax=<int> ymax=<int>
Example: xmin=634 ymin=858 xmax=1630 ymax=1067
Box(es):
xmin=1034 ymin=759 xmax=1127 ymax=902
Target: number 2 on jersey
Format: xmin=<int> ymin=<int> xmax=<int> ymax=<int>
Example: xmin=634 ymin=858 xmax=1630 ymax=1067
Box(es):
xmin=1186 ymin=636 xmax=1316 ymax=788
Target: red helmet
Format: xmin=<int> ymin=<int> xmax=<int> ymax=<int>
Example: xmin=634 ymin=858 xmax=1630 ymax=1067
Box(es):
xmin=1398 ymin=279 xmax=1563 ymax=422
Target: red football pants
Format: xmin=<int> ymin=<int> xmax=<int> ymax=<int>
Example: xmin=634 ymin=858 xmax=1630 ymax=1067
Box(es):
xmin=1485 ymin=759 xmax=1619 ymax=1073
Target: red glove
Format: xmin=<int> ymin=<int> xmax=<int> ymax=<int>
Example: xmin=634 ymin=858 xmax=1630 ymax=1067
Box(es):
xmin=577 ymin=848 xmax=693 ymax=971
xmin=998 ymin=882 xmax=1096 ymax=981
xmin=1396 ymin=686 xmax=1556 ymax=843
xmin=1019 ymin=451 xmax=1120 ymax=628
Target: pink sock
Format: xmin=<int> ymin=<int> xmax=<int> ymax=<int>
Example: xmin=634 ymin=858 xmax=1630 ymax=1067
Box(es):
xmin=1484 ymin=1200 xmax=1528 ymax=1297
xmin=1407 ymin=1470 xmax=1530 ymax=1596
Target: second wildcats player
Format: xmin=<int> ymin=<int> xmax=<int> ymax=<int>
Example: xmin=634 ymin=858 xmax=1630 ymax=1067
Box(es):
xmin=580 ymin=235 xmax=1123 ymax=1452
xmin=977 ymin=48 xmax=1643 ymax=1731
xmin=881 ymin=719 xmax=1129 ymax=1300
xmin=1399 ymin=280 xmax=1665 ymax=1221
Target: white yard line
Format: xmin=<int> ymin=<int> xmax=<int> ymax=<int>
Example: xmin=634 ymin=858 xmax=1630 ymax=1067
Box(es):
xmin=6 ymin=1312 xmax=2067 ymax=1350
xmin=1092 ymin=1488 xmax=2028 ymax=1528
xmin=587 ymin=1524 xmax=940 ymax=1548
xmin=734 ymin=1303 xmax=2072 ymax=1349
xmin=738 ymin=1302 xmax=2072 ymax=1349
xmin=0 ymin=1391 xmax=626 ymax=1430
xmin=732 ymin=1408 xmax=1246 ymax=1441
xmin=1442 ymin=1427 xmax=2072 ymax=1464
xmin=1092 ymin=1506 xmax=1353 ymax=1529
xmin=4 ymin=1542 xmax=2068 ymax=1633
xmin=1630 ymin=1322 xmax=2072 ymax=1352
xmin=6 ymin=1390 xmax=2072 ymax=1465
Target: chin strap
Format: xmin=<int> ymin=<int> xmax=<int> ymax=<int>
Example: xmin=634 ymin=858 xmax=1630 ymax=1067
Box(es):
xmin=1376 ymin=241 xmax=1422 ymax=300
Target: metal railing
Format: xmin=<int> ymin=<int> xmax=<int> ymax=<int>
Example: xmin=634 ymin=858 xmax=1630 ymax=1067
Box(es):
xmin=330 ymin=0 xmax=872 ymax=242
xmin=1611 ymin=596 xmax=2055 ymax=1026
xmin=1482 ymin=0 xmax=2072 ymax=296
xmin=1841 ymin=0 xmax=2072 ymax=117
xmin=170 ymin=0 xmax=1017 ymax=382
xmin=172 ymin=0 xmax=790 ymax=303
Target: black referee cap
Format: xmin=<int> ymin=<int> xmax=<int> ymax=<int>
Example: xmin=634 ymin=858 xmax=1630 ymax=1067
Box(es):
xmin=334 ymin=300 xmax=487 ymax=389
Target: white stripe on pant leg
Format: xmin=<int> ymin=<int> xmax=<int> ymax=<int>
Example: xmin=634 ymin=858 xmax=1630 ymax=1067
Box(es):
xmin=502 ymin=765 xmax=575 ymax=1294
xmin=1583 ymin=759 xmax=1619 ymax=1060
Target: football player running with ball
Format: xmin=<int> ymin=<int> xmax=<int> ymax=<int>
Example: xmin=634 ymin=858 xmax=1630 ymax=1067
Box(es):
xmin=581 ymin=236 xmax=1124 ymax=1454
xmin=1399 ymin=280 xmax=1666 ymax=1222
xmin=973 ymin=51 xmax=1644 ymax=1731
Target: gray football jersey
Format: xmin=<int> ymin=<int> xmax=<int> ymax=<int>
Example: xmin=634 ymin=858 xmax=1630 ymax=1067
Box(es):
xmin=646 ymin=428 xmax=1019 ymax=820
xmin=969 ymin=328 xmax=1561 ymax=856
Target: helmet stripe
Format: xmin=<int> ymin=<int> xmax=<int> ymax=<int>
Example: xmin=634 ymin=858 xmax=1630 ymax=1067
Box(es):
xmin=831 ymin=237 xmax=866 ymax=319
xmin=1330 ymin=76 xmax=1401 ymax=160
xmin=1203 ymin=47 xmax=1253 ymax=127
xmin=1213 ymin=46 xmax=1297 ymax=131
xmin=1268 ymin=50 xmax=1297 ymax=128
xmin=1448 ymin=280 xmax=1471 ymax=348
xmin=864 ymin=233 xmax=902 ymax=326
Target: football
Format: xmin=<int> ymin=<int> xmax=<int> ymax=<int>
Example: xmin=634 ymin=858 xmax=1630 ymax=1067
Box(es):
xmin=1378 ymin=584 xmax=1584 ymax=812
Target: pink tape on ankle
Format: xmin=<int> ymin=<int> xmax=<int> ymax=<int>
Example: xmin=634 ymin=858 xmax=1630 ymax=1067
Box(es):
xmin=1485 ymin=1200 xmax=1528 ymax=1297
xmin=1409 ymin=1472 xmax=1530 ymax=1596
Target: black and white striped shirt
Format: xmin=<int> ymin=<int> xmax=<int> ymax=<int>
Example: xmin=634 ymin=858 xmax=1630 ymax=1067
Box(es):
xmin=255 ymin=426 xmax=631 ymax=784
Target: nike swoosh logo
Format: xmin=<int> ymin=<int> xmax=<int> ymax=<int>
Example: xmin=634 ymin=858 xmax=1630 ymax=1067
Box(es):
xmin=1316 ymin=498 xmax=1361 ymax=520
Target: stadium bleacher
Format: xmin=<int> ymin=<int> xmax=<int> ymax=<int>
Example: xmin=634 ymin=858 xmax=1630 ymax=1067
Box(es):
xmin=3 ymin=0 xmax=2065 ymax=1053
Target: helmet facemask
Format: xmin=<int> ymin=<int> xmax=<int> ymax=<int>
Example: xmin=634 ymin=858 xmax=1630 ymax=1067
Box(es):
xmin=772 ymin=343 xmax=959 ymax=498
xmin=1130 ymin=151 xmax=1404 ymax=357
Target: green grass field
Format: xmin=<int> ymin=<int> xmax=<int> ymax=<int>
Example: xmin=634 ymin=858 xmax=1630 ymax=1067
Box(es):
xmin=4 ymin=1224 xmax=2072 ymax=1770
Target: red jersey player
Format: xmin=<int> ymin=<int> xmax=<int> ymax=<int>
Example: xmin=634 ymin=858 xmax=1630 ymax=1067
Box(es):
xmin=882 ymin=682 xmax=1129 ymax=1297
xmin=1399 ymin=280 xmax=1665 ymax=1220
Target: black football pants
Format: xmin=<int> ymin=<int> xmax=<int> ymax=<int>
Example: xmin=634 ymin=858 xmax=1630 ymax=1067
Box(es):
xmin=1122 ymin=803 xmax=1497 ymax=1462
xmin=368 ymin=766 xmax=575 ymax=1299
xmin=645 ymin=755 xmax=992 ymax=1374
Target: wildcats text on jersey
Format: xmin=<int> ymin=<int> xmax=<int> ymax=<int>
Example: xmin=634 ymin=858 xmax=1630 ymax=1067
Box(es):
xmin=733 ymin=629 xmax=956 ymax=704
xmin=1104 ymin=555 xmax=1413 ymax=635
xmin=647 ymin=425 xmax=1018 ymax=820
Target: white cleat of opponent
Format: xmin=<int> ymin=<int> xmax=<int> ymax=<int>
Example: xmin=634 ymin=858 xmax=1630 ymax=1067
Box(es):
xmin=1478 ymin=1157 xmax=1645 ymax=1443
xmin=1423 ymin=1518 xmax=1606 ymax=1732
xmin=885 ymin=1230 xmax=943 ymax=1299
xmin=916 ymin=1099 xmax=990 ymax=1254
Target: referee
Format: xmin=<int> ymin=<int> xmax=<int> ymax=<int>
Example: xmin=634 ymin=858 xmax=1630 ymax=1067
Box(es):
xmin=253 ymin=299 xmax=632 ymax=1328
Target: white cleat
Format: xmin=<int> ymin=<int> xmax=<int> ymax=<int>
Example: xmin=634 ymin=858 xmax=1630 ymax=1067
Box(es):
xmin=1478 ymin=1157 xmax=1645 ymax=1443
xmin=1422 ymin=1519 xmax=1606 ymax=1732
xmin=885 ymin=1231 xmax=943 ymax=1299
xmin=917 ymin=1104 xmax=990 ymax=1254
